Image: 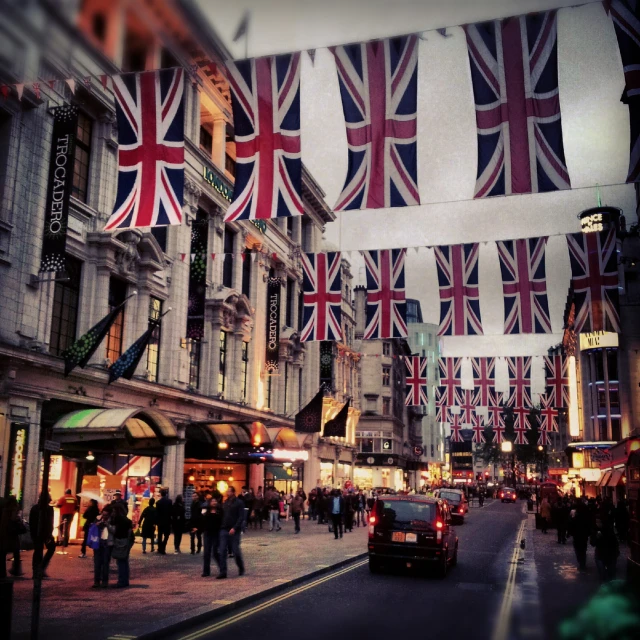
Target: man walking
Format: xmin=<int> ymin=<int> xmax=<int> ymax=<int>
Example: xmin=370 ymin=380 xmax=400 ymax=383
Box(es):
xmin=291 ymin=489 xmax=305 ymax=534
xmin=217 ymin=486 xmax=245 ymax=579
xmin=155 ymin=489 xmax=173 ymax=555
xmin=330 ymin=489 xmax=344 ymax=540
xmin=267 ymin=487 xmax=281 ymax=532
xmin=56 ymin=488 xmax=78 ymax=548
xmin=568 ymin=499 xmax=591 ymax=571
xmin=29 ymin=492 xmax=56 ymax=578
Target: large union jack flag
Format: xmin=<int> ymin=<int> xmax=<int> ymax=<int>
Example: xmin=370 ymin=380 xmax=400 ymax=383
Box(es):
xmin=567 ymin=228 xmax=621 ymax=333
xmin=331 ymin=36 xmax=420 ymax=210
xmin=224 ymin=54 xmax=303 ymax=222
xmin=301 ymin=252 xmax=343 ymax=342
xmin=497 ymin=237 xmax=552 ymax=334
xmin=105 ymin=69 xmax=185 ymax=231
xmin=434 ymin=243 xmax=483 ymax=336
xmin=605 ymin=1 xmax=640 ymax=182
xmin=438 ymin=357 xmax=461 ymax=406
xmin=456 ymin=388 xmax=477 ymax=425
xmin=464 ymin=11 xmax=570 ymax=198
xmin=404 ymin=356 xmax=428 ymax=406
xmin=506 ymin=356 xmax=533 ymax=408
xmin=544 ymin=354 xmax=569 ymax=408
xmin=363 ymin=249 xmax=407 ymax=339
xmin=472 ymin=357 xmax=495 ymax=406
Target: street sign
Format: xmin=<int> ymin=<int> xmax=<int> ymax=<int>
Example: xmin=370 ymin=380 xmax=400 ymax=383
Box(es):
xmin=43 ymin=440 xmax=60 ymax=452
xmin=413 ymin=446 xmax=424 ymax=457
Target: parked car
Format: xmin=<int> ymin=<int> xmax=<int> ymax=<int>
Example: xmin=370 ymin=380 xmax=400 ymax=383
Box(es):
xmin=433 ymin=488 xmax=468 ymax=523
xmin=368 ymin=496 xmax=458 ymax=578
xmin=499 ymin=487 xmax=517 ymax=503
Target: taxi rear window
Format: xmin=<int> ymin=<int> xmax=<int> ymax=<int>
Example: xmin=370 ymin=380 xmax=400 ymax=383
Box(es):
xmin=439 ymin=491 xmax=462 ymax=503
xmin=376 ymin=500 xmax=435 ymax=527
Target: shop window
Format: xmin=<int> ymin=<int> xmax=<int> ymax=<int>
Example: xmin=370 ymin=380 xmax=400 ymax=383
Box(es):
xmin=607 ymin=349 xmax=618 ymax=382
xmin=106 ymin=277 xmax=127 ymax=362
xmin=382 ymin=366 xmax=391 ymax=387
xmin=188 ymin=340 xmax=201 ymax=389
xmin=241 ymin=341 xmax=249 ymax=401
xmin=146 ymin=297 xmax=162 ymax=382
xmin=610 ymin=417 xmax=621 ymax=442
xmin=49 ymin=256 xmax=82 ymax=356
xmin=72 ymin=112 xmax=92 ymax=203
xmin=242 ymin=249 xmax=252 ymax=297
xmin=382 ymin=397 xmax=391 ymax=415
xmin=218 ymin=330 xmax=227 ymax=395
xmin=286 ymin=279 xmax=294 ymax=327
xmin=222 ymin=228 xmax=234 ymax=288
xmin=383 ymin=342 xmax=391 ymax=357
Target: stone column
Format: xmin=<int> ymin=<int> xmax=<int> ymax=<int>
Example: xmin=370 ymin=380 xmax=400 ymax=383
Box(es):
xmin=163 ymin=444 xmax=177 ymax=498
xmin=249 ymin=463 xmax=265 ymax=492
xmin=303 ymin=437 xmax=320 ymax=495
xmin=212 ymin=115 xmax=227 ymax=170
xmin=173 ymin=426 xmax=186 ymax=496
xmin=88 ymin=266 xmax=112 ymax=367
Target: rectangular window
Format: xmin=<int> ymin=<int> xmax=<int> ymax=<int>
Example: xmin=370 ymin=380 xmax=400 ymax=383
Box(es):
xmin=298 ymin=291 xmax=304 ymax=332
xmin=299 ymin=368 xmax=303 ymax=410
xmin=146 ymin=297 xmax=162 ymax=382
xmin=607 ymin=349 xmax=618 ymax=382
xmin=49 ymin=256 xmax=82 ymax=356
xmin=222 ymin=229 xmax=235 ymax=288
xmin=225 ymin=154 xmax=236 ymax=177
xmin=218 ymin=330 xmax=227 ymax=395
xmin=72 ymin=112 xmax=92 ymax=203
xmin=266 ymin=374 xmax=273 ymax=410
xmin=0 ymin=112 xmax=12 ymax=203
xmin=597 ymin=388 xmax=607 ymax=411
xmin=286 ymin=217 xmax=293 ymax=237
xmin=382 ymin=397 xmax=391 ymax=415
xmin=598 ymin=417 xmax=608 ymax=442
xmin=284 ymin=362 xmax=289 ymax=413
xmin=594 ymin=352 xmax=605 ymax=383
xmin=382 ymin=366 xmax=391 ymax=386
xmin=242 ymin=249 xmax=252 ymax=297
xmin=382 ymin=342 xmax=391 ymax=357
xmin=188 ymin=340 xmax=201 ymax=389
xmin=361 ymin=438 xmax=374 ymax=453
xmin=286 ymin=279 xmax=294 ymax=327
xmin=241 ymin=341 xmax=249 ymax=401
xmin=200 ymin=126 xmax=213 ymax=156
xmin=610 ymin=417 xmax=621 ymax=442
xmin=609 ymin=388 xmax=620 ymax=410
xmin=106 ymin=277 xmax=127 ymax=362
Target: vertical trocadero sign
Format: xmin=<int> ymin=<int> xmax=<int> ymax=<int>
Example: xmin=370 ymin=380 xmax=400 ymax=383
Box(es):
xmin=6 ymin=423 xmax=29 ymax=506
xmin=40 ymin=105 xmax=78 ymax=272
xmin=265 ymin=277 xmax=281 ymax=373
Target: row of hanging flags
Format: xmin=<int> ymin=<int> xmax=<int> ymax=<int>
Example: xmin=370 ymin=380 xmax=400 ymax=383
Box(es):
xmin=30 ymin=1 xmax=640 ymax=260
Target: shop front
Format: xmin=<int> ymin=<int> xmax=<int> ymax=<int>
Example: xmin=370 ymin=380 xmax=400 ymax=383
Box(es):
xmin=355 ymin=453 xmax=405 ymax=491
xmin=598 ymin=436 xmax=640 ymax=504
xmin=566 ymin=441 xmax=617 ymax=500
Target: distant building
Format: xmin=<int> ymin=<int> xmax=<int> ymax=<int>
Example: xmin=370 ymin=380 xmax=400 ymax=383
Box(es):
xmin=406 ymin=298 xmax=423 ymax=324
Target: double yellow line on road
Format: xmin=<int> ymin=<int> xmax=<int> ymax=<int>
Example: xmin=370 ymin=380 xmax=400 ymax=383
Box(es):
xmin=177 ymin=559 xmax=368 ymax=640
xmin=492 ymin=519 xmax=527 ymax=640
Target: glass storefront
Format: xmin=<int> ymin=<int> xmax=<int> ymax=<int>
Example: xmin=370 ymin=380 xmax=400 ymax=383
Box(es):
xmin=320 ymin=461 xmax=334 ymax=487
xmin=183 ymin=461 xmax=248 ymax=497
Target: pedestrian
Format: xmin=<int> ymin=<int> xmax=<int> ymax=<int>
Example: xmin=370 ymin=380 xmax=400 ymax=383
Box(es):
xmin=308 ymin=489 xmax=317 ymax=521
xmin=330 ymin=489 xmax=344 ymax=540
xmin=540 ymin=497 xmax=552 ymax=534
xmin=80 ymin=499 xmax=100 ymax=558
xmin=56 ymin=488 xmax=78 ymax=548
xmin=614 ymin=499 xmax=629 ymax=543
xmin=317 ymin=488 xmax=327 ymax=525
xmin=138 ymin=498 xmax=157 ymax=554
xmin=591 ymin=517 xmax=619 ymax=582
xmin=252 ymin=487 xmax=264 ymax=529
xmin=189 ymin=494 xmax=204 ymax=554
xmin=567 ymin=499 xmax=591 ymax=571
xmin=552 ymin=499 xmax=567 ymax=544
xmin=112 ymin=503 xmax=134 ymax=588
xmin=92 ymin=507 xmax=115 ymax=588
xmin=279 ymin=491 xmax=286 ymax=520
xmin=354 ymin=490 xmax=364 ymax=526
xmin=155 ymin=489 xmax=172 ymax=554
xmin=172 ymin=494 xmax=186 ymax=554
xmin=344 ymin=490 xmax=355 ymax=532
xmin=242 ymin=487 xmax=255 ymax=531
xmin=201 ymin=497 xmax=223 ymax=577
xmin=29 ymin=492 xmax=56 ymax=578
xmin=0 ymin=495 xmax=24 ymax=578
xmin=267 ymin=488 xmax=281 ymax=532
xmin=111 ymin=489 xmax=128 ymax=515
xmin=217 ymin=486 xmax=246 ymax=579
xmin=366 ymin=493 xmax=375 ymax=524
xmin=291 ymin=489 xmax=305 ymax=534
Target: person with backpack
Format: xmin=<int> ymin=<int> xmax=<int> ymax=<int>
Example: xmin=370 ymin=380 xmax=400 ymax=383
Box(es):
xmin=155 ymin=489 xmax=172 ymax=554
xmin=79 ymin=499 xmax=99 ymax=558
xmin=91 ymin=507 xmax=115 ymax=588
xmin=172 ymin=495 xmax=186 ymax=554
xmin=29 ymin=492 xmax=56 ymax=578
xmin=138 ymin=498 xmax=157 ymax=554
xmin=111 ymin=503 xmax=134 ymax=588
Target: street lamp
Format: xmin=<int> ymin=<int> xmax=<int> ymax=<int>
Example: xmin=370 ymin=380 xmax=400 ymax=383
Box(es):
xmin=501 ymin=441 xmax=514 ymax=487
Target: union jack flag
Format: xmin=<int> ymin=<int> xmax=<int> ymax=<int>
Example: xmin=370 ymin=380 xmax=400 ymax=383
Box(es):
xmin=455 ymin=388 xmax=476 ymax=425
xmin=472 ymin=413 xmax=486 ymax=443
xmin=224 ymin=54 xmax=303 ymax=222
xmin=435 ymin=387 xmax=447 ymax=423
xmin=404 ymin=356 xmax=428 ymax=406
xmin=434 ymin=243 xmax=483 ymax=336
xmin=567 ymin=228 xmax=621 ymax=333
xmin=438 ymin=358 xmax=461 ymax=406
xmin=363 ymin=249 xmax=407 ymax=339
xmin=491 ymin=414 xmax=506 ymax=444
xmin=511 ymin=405 xmax=530 ymax=445
xmin=105 ymin=69 xmax=185 ymax=231
xmin=331 ymin=36 xmax=420 ymax=210
xmin=448 ymin=409 xmax=464 ymax=443
xmin=544 ymin=354 xmax=569 ymax=408
xmin=464 ymin=11 xmax=570 ymax=197
xmin=472 ymin=357 xmax=495 ymax=406
xmin=506 ymin=356 xmax=532 ymax=408
xmin=301 ymin=252 xmax=343 ymax=342
xmin=538 ymin=428 xmax=550 ymax=446
xmin=496 ymin=237 xmax=552 ymax=334
xmin=486 ymin=389 xmax=504 ymax=429
xmin=539 ymin=394 xmax=559 ymax=433
xmin=605 ymin=1 xmax=640 ymax=181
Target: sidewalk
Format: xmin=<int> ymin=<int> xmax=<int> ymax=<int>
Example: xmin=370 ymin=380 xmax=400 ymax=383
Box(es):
xmin=9 ymin=518 xmax=368 ymax=640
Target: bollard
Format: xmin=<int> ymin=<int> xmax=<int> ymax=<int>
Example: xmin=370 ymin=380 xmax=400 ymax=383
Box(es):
xmin=0 ymin=578 xmax=14 ymax=638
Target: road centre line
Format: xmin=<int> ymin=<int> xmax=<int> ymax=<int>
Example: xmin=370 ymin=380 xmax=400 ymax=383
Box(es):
xmin=177 ymin=559 xmax=369 ymax=640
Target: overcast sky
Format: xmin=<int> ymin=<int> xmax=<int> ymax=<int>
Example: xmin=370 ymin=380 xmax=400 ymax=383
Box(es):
xmin=195 ymin=0 xmax=633 ymax=378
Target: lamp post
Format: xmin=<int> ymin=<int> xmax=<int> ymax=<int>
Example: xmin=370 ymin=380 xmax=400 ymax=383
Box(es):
xmin=501 ymin=440 xmax=514 ymax=487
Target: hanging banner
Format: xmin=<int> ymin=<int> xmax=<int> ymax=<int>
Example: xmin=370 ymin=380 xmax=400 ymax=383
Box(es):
xmin=265 ymin=277 xmax=281 ymax=373
xmin=40 ymin=105 xmax=78 ymax=272
xmin=320 ymin=341 xmax=333 ymax=390
xmin=186 ymin=215 xmax=209 ymax=341
xmin=6 ymin=423 xmax=29 ymax=506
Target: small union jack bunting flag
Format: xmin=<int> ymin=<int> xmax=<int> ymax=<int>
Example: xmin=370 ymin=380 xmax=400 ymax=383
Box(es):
xmin=434 ymin=243 xmax=483 ymax=336
xmin=301 ymin=252 xmax=342 ymax=342
xmin=224 ymin=54 xmax=303 ymax=221
xmin=472 ymin=413 xmax=486 ymax=443
xmin=404 ymin=356 xmax=428 ymax=406
xmin=464 ymin=11 xmax=570 ymax=197
xmin=539 ymin=394 xmax=559 ymax=433
xmin=497 ymin=237 xmax=552 ymax=334
xmin=567 ymin=228 xmax=621 ymax=333
xmin=486 ymin=389 xmax=504 ymax=430
xmin=438 ymin=357 xmax=461 ymax=406
xmin=511 ymin=405 xmax=530 ymax=445
xmin=455 ymin=388 xmax=476 ymax=425
xmin=105 ymin=69 xmax=185 ymax=230
xmin=544 ymin=354 xmax=569 ymax=409
xmin=472 ymin=357 xmax=495 ymax=407
xmin=449 ymin=409 xmax=464 ymax=443
xmin=506 ymin=357 xmax=533 ymax=409
xmin=331 ymin=36 xmax=419 ymax=210
xmin=363 ymin=249 xmax=407 ymax=339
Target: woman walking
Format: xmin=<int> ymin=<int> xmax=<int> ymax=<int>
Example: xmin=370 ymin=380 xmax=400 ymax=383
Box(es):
xmin=138 ymin=498 xmax=157 ymax=554
xmin=172 ymin=495 xmax=186 ymax=554
xmin=112 ymin=503 xmax=134 ymax=588
xmin=540 ymin=497 xmax=552 ymax=534
xmin=201 ymin=497 xmax=223 ymax=577
xmin=80 ymin=499 xmax=99 ymax=558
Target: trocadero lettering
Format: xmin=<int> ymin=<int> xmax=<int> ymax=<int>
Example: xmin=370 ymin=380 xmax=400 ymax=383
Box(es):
xmin=265 ymin=278 xmax=281 ymax=373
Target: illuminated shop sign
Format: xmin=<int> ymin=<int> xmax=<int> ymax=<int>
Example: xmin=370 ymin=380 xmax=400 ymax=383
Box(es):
xmin=6 ymin=423 xmax=29 ymax=505
xmin=202 ymin=165 xmax=233 ymax=202
xmin=579 ymin=331 xmax=619 ymax=350
xmin=272 ymin=449 xmax=309 ymax=461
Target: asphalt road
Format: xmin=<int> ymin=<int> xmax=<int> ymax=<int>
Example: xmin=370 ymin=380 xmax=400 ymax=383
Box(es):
xmin=165 ymin=500 xmax=526 ymax=640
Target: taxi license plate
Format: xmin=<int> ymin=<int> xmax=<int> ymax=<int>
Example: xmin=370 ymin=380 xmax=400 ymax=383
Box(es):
xmin=405 ymin=533 xmax=417 ymax=544
xmin=391 ymin=532 xmax=405 ymax=542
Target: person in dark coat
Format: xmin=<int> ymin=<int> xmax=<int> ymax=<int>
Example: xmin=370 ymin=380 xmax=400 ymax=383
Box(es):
xmin=591 ymin=517 xmax=620 ymax=581
xmin=201 ymin=497 xmax=223 ymax=577
xmin=615 ymin=500 xmax=629 ymax=543
xmin=567 ymin=499 xmax=592 ymax=571
xmin=252 ymin=488 xmax=264 ymax=529
xmin=0 ymin=495 xmax=23 ymax=578
xmin=189 ymin=494 xmax=204 ymax=554
xmin=217 ymin=487 xmax=246 ymax=579
xmin=155 ymin=489 xmax=173 ymax=555
xmin=344 ymin=490 xmax=355 ymax=532
xmin=552 ymin=498 xmax=570 ymax=544
xmin=112 ymin=503 xmax=134 ymax=588
xmin=172 ymin=495 xmax=186 ymax=554
xmin=80 ymin=499 xmax=100 ymax=558
xmin=138 ymin=498 xmax=157 ymax=553
xmin=29 ymin=492 xmax=56 ymax=577
xmin=329 ymin=489 xmax=345 ymax=540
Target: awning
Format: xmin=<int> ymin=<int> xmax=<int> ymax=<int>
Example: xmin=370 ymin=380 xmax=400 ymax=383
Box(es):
xmin=186 ymin=423 xmax=255 ymax=446
xmin=607 ymin=469 xmax=623 ymax=487
xmin=52 ymin=408 xmax=178 ymax=452
xmin=596 ymin=470 xmax=612 ymax=487
xmin=185 ymin=422 xmax=274 ymax=461
xmin=268 ymin=427 xmax=301 ymax=449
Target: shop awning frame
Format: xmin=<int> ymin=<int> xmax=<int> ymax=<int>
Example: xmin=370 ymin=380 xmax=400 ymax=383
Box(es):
xmin=596 ymin=470 xmax=612 ymax=487
xmin=607 ymin=469 xmax=623 ymax=487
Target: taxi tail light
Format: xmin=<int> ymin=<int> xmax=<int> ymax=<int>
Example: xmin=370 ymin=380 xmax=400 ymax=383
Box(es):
xmin=368 ymin=524 xmax=375 ymax=538
xmin=436 ymin=520 xmax=443 ymax=542
xmin=369 ymin=516 xmax=376 ymax=524
xmin=436 ymin=520 xmax=444 ymax=529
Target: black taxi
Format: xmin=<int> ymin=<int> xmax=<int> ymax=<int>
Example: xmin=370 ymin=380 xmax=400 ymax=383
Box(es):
xmin=368 ymin=495 xmax=458 ymax=577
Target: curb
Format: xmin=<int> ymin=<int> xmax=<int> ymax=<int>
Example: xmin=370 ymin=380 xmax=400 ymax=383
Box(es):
xmin=129 ymin=552 xmax=368 ymax=640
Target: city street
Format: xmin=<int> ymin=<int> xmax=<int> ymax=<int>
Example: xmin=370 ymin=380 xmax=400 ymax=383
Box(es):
xmin=163 ymin=501 xmax=600 ymax=640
